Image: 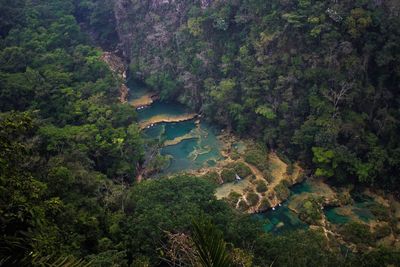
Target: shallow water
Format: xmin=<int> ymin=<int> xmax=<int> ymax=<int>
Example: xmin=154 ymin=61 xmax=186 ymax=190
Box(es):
xmin=256 ymin=181 xmax=312 ymax=233
xmin=160 ymin=122 xmax=223 ymax=173
xmin=256 ymin=202 xmax=308 ymax=234
xmin=215 ymin=179 xmax=253 ymax=200
xmin=129 ymin=80 xmax=222 ymax=174
xmin=128 ymin=79 xmax=374 ymax=233
xmin=257 ymin=179 xmax=378 ymax=232
xmin=137 ymin=101 xmax=189 ymax=121
xmin=325 ymin=207 xmax=351 ymax=224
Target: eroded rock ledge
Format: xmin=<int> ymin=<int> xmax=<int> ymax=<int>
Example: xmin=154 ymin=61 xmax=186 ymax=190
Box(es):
xmin=139 ymin=113 xmax=198 ymax=130
xmin=100 ymin=51 xmax=129 ymax=103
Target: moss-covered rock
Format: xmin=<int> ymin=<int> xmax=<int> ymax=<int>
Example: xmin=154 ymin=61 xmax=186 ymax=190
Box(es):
xmin=244 ymin=147 xmax=268 ymax=171
xmin=262 ymin=170 xmax=273 ymax=183
xmin=231 ymin=151 xmax=240 ymax=160
xmin=274 ymin=182 xmax=290 ymax=201
xmin=259 ymin=197 xmax=271 ymax=211
xmin=234 ymin=162 xmax=252 ymax=178
xmin=238 ymin=200 xmax=249 ymax=211
xmin=340 ymin=222 xmax=374 ymax=246
xmin=226 ymin=191 xmax=242 ymax=208
xmin=298 ymin=197 xmax=323 ymax=225
xmin=221 ymin=168 xmax=236 ymax=183
xmin=255 ymin=180 xmax=267 ymax=193
xmin=202 ymin=171 xmax=221 ymax=185
xmin=336 ymin=191 xmax=353 ymax=206
xmin=225 ymin=162 xmax=252 ymax=178
xmin=374 ymin=224 xmax=392 ymax=240
xmin=286 ymin=163 xmax=294 ymax=175
xmin=367 ymin=202 xmax=391 ymax=221
xmin=246 ymin=192 xmax=260 ymax=207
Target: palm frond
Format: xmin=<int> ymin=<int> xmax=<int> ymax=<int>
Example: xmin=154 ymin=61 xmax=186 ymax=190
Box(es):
xmin=191 ymin=218 xmax=232 ymax=267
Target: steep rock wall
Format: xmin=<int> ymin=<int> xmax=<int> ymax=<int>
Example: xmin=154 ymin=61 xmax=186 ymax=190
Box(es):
xmin=111 ymin=0 xmax=213 ymax=108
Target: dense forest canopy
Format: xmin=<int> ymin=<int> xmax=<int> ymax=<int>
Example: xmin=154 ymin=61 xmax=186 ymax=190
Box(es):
xmin=118 ymin=0 xmax=400 ymax=190
xmin=1 ymin=0 xmax=400 ymax=266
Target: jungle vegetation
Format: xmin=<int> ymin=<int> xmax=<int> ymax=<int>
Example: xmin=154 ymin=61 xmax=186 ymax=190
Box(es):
xmin=1 ymin=0 xmax=400 ymax=266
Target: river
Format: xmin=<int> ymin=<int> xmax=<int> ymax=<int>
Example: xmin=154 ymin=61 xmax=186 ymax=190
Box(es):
xmin=128 ymin=78 xmax=389 ymax=235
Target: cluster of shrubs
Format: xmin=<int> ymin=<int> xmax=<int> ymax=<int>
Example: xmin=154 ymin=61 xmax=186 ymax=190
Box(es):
xmin=274 ymin=181 xmax=291 ymax=201
xmin=244 ymin=146 xmax=269 ymax=172
xmin=246 ymin=191 xmax=260 ymax=206
xmin=221 ymin=162 xmax=252 ymax=183
xmin=298 ymin=197 xmax=323 ymax=225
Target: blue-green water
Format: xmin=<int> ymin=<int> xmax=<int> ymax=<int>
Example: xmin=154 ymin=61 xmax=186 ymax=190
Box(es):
xmin=324 ymin=200 xmax=375 ymax=225
xmin=129 ymin=81 xmax=222 ymax=174
xmin=129 ymin=80 xmax=376 ymax=233
xmin=137 ymin=101 xmax=189 ymax=121
xmin=257 ymin=202 xmax=308 ymax=234
xmin=142 ymin=120 xmax=196 ymax=140
xmin=257 ymin=182 xmax=312 ymax=233
xmin=164 ymin=120 xmax=196 ymax=140
xmin=127 ymin=79 xmax=148 ymax=99
xmin=160 ymin=122 xmax=223 ymax=173
xmin=258 ymin=179 xmax=378 ymax=233
xmin=325 ymin=207 xmax=351 ymax=224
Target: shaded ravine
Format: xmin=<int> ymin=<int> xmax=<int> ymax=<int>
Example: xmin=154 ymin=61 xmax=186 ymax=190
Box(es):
xmin=103 ymin=52 xmax=398 ymax=237
xmin=127 ymin=80 xmax=382 ymax=234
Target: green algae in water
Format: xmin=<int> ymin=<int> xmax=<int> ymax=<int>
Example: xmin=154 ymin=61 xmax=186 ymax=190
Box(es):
xmin=137 ymin=101 xmax=189 ymax=121
xmin=160 ymin=122 xmax=222 ymax=173
xmin=325 ymin=207 xmax=350 ymax=224
xmin=164 ymin=120 xmax=196 ymax=140
xmin=127 ymin=78 xmax=149 ymax=99
xmin=352 ymin=202 xmax=375 ymax=222
xmin=143 ymin=121 xmax=196 ymax=141
xmin=257 ymin=203 xmax=308 ymax=234
xmin=206 ymin=160 xmax=217 ymax=167
xmin=290 ymin=181 xmax=313 ymax=194
xmin=143 ymin=124 xmax=165 ymax=139
xmin=161 ymin=139 xmax=201 ymax=172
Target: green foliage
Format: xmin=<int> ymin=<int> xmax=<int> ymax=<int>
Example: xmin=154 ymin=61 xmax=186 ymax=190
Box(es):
xmin=226 ymin=191 xmax=241 ymax=208
xmin=221 ymin=168 xmax=236 ymax=183
xmin=298 ymin=197 xmax=323 ymax=225
xmin=202 ymin=171 xmax=221 ymax=185
xmin=120 ymin=176 xmax=243 ymax=264
xmin=0 ymin=1 xmax=143 ymax=264
xmin=243 ymin=147 xmax=268 ymax=172
xmin=274 ymin=182 xmax=290 ymax=201
xmin=340 ymin=222 xmax=374 ymax=246
xmin=117 ymin=0 xmax=400 ymax=190
xmin=2 ymin=0 xmax=400 ymax=266
xmin=255 ymin=180 xmax=267 ymax=193
xmin=374 ymin=224 xmax=391 ymax=240
xmin=225 ymin=162 xmax=252 ymax=178
xmin=259 ymin=197 xmax=271 ymax=211
xmin=246 ymin=192 xmax=259 ymax=207
xmin=253 ymin=231 xmax=344 ymax=267
xmin=237 ymin=200 xmax=249 ymax=212
xmin=255 ymin=105 xmax=276 ymax=120
xmin=366 ymin=202 xmax=391 ymax=221
xmin=312 ymin=147 xmax=335 ymax=177
xmin=191 ymin=217 xmax=233 ymax=267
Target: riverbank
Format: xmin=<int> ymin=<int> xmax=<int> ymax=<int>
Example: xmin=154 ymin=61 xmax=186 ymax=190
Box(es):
xmin=139 ymin=113 xmax=198 ymax=129
xmin=100 ymin=51 xmax=129 ymax=103
xmin=130 ymin=93 xmax=159 ymax=108
xmin=102 ymin=51 xmax=400 ymax=251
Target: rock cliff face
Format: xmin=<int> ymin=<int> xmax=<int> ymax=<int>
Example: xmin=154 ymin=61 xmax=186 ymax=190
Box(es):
xmin=114 ymin=0 xmax=212 ymax=59
xmin=113 ymin=0 xmax=184 ymax=58
xmin=111 ymin=0 xmax=213 ymax=108
xmin=100 ymin=52 xmax=129 ymax=103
